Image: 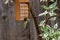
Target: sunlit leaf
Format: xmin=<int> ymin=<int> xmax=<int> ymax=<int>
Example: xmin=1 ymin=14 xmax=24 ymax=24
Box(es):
xmin=52 ymin=38 xmax=55 ymax=40
xmin=41 ymin=25 xmax=48 ymax=32
xmin=53 ymin=23 xmax=58 ymax=29
xmin=42 ymin=5 xmax=49 ymax=10
xmin=49 ymin=0 xmax=57 ymax=9
xmin=39 ymin=20 xmax=45 ymax=26
xmin=50 ymin=0 xmax=54 ymax=2
xmin=50 ymin=17 xmax=57 ymax=21
xmin=51 ymin=7 xmax=58 ymax=11
xmin=57 ymin=28 xmax=60 ymax=31
xmin=43 ymin=33 xmax=48 ymax=38
xmin=38 ymin=10 xmax=48 ymax=16
xmin=58 ymin=36 xmax=60 ymax=40
xmin=49 ymin=11 xmax=57 ymax=16
xmin=40 ymin=0 xmax=48 ymax=2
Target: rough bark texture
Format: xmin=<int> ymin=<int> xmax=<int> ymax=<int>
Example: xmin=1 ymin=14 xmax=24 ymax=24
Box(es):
xmin=0 ymin=0 xmax=60 ymax=40
xmin=0 ymin=0 xmax=38 ymax=40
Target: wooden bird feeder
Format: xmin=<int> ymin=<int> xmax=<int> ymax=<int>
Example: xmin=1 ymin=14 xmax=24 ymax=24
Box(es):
xmin=15 ymin=0 xmax=30 ymax=21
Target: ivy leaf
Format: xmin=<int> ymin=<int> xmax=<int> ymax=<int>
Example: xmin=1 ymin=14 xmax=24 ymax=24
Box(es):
xmin=49 ymin=11 xmax=57 ymax=16
xmin=38 ymin=10 xmax=48 ymax=16
xmin=41 ymin=25 xmax=48 ymax=33
xmin=50 ymin=0 xmax=54 ymax=2
xmin=53 ymin=23 xmax=58 ymax=29
xmin=43 ymin=33 xmax=48 ymax=38
xmin=49 ymin=0 xmax=57 ymax=9
xmin=39 ymin=20 xmax=45 ymax=26
xmin=50 ymin=17 xmax=57 ymax=21
xmin=42 ymin=5 xmax=49 ymax=10
xmin=52 ymin=38 xmax=55 ymax=40
xmin=40 ymin=0 xmax=48 ymax=2
xmin=58 ymin=36 xmax=60 ymax=40
xmin=51 ymin=7 xmax=58 ymax=11
xmin=57 ymin=28 xmax=60 ymax=31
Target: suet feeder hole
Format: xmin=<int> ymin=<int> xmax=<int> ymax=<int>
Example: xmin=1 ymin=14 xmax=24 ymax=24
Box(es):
xmin=15 ymin=0 xmax=30 ymax=21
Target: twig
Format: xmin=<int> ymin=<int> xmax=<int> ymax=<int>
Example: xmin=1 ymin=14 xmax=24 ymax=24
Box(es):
xmin=45 ymin=15 xmax=59 ymax=26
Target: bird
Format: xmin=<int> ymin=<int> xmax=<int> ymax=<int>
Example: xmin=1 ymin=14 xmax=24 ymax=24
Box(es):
xmin=24 ymin=18 xmax=30 ymax=29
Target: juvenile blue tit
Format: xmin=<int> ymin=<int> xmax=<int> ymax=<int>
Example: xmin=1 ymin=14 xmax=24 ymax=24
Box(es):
xmin=24 ymin=18 xmax=30 ymax=29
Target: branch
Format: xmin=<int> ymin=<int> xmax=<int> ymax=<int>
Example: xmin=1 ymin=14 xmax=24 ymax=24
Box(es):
xmin=30 ymin=6 xmax=42 ymax=40
xmin=45 ymin=14 xmax=59 ymax=26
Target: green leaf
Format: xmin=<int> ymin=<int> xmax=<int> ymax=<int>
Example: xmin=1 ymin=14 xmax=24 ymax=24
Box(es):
xmin=57 ymin=28 xmax=60 ymax=31
xmin=39 ymin=20 xmax=45 ymax=26
xmin=49 ymin=0 xmax=57 ymax=9
xmin=42 ymin=5 xmax=49 ymax=10
xmin=43 ymin=33 xmax=48 ymax=38
xmin=46 ymin=37 xmax=49 ymax=40
xmin=50 ymin=17 xmax=57 ymax=21
xmin=53 ymin=23 xmax=58 ymax=29
xmin=38 ymin=10 xmax=48 ymax=16
xmin=51 ymin=7 xmax=58 ymax=11
xmin=41 ymin=26 xmax=48 ymax=33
